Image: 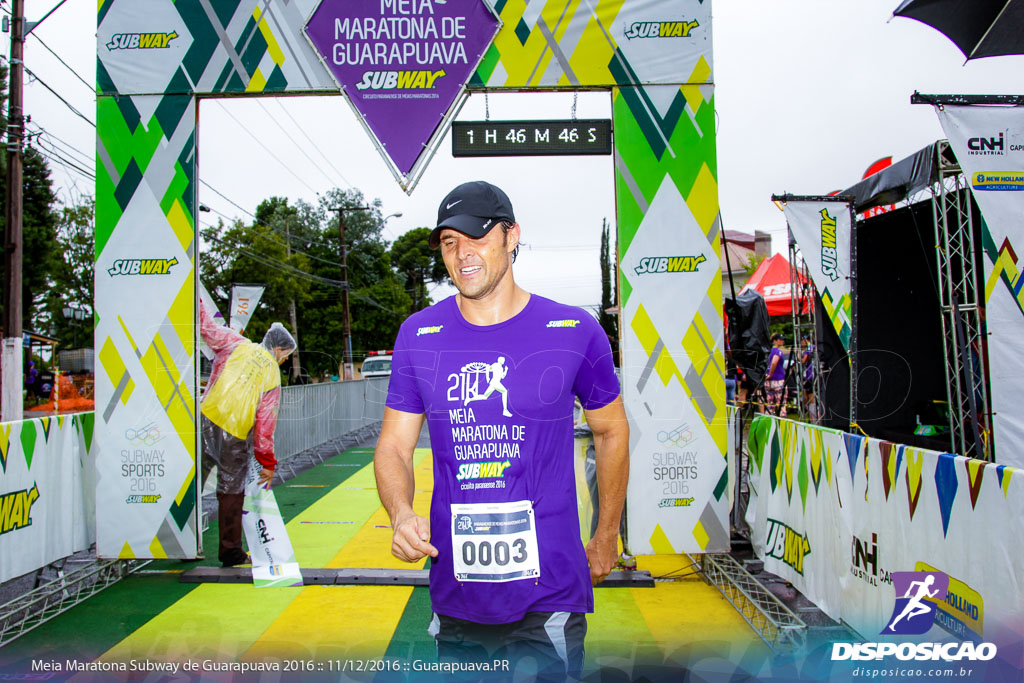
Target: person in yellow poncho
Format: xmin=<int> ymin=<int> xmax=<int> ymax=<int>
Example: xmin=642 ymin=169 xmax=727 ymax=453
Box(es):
xmin=199 ymin=302 xmax=296 ymax=567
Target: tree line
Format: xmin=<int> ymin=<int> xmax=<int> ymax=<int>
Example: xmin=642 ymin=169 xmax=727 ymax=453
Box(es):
xmin=199 ymin=191 xmax=445 ymax=380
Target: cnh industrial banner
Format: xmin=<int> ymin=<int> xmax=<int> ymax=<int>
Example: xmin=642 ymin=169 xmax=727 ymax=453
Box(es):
xmin=746 ymin=415 xmax=1023 ymax=661
xmin=96 ymin=0 xmax=722 ymax=558
xmin=0 ymin=415 xmax=96 ymax=583
xmin=782 ymin=200 xmax=854 ymax=351
xmin=933 ymin=104 xmax=1024 ymax=468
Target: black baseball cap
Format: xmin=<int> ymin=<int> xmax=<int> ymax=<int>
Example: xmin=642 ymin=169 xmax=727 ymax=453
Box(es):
xmin=429 ymin=180 xmax=516 ymax=249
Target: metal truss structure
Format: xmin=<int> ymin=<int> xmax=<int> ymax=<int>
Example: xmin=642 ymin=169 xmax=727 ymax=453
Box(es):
xmin=929 ymin=141 xmax=993 ymax=460
xmin=690 ymin=552 xmax=807 ymax=654
xmin=0 ymin=556 xmax=149 ymax=649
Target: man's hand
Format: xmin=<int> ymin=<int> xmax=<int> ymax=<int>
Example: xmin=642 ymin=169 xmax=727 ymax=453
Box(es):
xmin=391 ymin=512 xmax=439 ymax=562
xmin=585 ymin=533 xmax=618 ymax=585
xmin=258 ymin=466 xmax=274 ymax=489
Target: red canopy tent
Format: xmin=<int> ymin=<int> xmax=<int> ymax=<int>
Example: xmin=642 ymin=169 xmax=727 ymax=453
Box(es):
xmin=740 ymin=253 xmax=810 ymax=316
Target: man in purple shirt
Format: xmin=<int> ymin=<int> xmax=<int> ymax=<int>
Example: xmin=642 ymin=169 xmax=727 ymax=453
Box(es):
xmin=374 ymin=181 xmax=629 ymax=680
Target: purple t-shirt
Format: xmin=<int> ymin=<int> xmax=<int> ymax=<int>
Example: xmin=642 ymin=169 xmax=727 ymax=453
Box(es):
xmin=386 ymin=294 xmax=620 ymax=624
xmin=768 ymin=347 xmax=785 ymax=381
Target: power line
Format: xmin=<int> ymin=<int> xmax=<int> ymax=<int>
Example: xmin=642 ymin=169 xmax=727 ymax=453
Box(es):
xmin=274 ymin=100 xmax=354 ymax=189
xmin=35 ymin=144 xmax=96 ymax=181
xmin=30 ymin=32 xmax=92 ymax=92
xmin=23 ymin=65 xmax=95 ymax=127
xmin=203 ymin=231 xmax=347 ymax=289
xmin=202 ymin=202 xmax=345 ymax=270
xmin=212 ymin=101 xmax=320 ymax=196
xmin=35 ymin=136 xmax=95 ymax=174
xmin=202 ymin=226 xmax=404 ymax=316
xmin=199 ymin=180 xmax=373 ymax=254
xmin=28 ymin=123 xmax=94 ymax=166
xmin=256 ymin=100 xmax=341 ymax=190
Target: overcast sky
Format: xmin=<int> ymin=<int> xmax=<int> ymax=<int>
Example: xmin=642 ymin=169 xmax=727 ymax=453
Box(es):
xmin=10 ymin=0 xmax=1024 ymax=311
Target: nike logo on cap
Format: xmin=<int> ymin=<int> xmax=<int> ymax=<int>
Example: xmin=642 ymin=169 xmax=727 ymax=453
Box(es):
xmin=446 ymin=200 xmax=462 ymax=210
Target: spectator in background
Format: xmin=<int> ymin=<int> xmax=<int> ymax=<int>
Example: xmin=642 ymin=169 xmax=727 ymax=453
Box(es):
xmin=198 ymin=302 xmax=296 ymax=567
xmin=25 ymin=360 xmax=39 ymax=403
xmin=763 ymin=333 xmax=787 ymax=417
xmin=800 ymin=336 xmax=816 ymax=418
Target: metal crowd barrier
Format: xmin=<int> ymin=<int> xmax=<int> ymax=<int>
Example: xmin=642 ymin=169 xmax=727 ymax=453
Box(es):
xmin=273 ymin=377 xmax=389 ymax=463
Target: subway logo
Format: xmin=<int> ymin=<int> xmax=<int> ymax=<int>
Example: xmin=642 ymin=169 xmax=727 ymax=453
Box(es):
xmin=108 ymin=257 xmax=179 ymax=276
xmin=106 ymin=32 xmax=179 ymax=50
xmin=634 ymin=254 xmax=706 ymax=275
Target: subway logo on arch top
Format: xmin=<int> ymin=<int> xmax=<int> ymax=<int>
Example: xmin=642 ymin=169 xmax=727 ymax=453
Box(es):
xmin=356 ymin=69 xmax=446 ymax=91
xmin=108 ymin=257 xmax=178 ymax=276
xmin=624 ymin=19 xmax=700 ymax=39
xmin=106 ymin=31 xmax=178 ymax=50
xmin=417 ymin=324 xmax=444 ymax=336
xmin=546 ymin=319 xmax=580 ymax=328
xmin=634 ymin=254 xmax=706 ymax=275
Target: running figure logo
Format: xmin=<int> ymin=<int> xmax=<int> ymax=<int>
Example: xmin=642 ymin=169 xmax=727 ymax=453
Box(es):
xmin=883 ymin=571 xmax=950 ymax=635
xmin=463 ymin=357 xmax=513 ymax=417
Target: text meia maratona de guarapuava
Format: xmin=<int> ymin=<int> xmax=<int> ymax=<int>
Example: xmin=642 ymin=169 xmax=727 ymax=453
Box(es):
xmin=329 ymin=1 xmax=471 ymax=67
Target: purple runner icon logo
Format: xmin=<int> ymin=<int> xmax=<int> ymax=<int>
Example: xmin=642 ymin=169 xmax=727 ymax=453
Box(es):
xmin=883 ymin=571 xmax=949 ymax=635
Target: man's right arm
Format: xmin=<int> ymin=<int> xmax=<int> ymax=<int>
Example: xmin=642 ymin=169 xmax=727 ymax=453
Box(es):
xmin=374 ymin=407 xmax=437 ymax=562
xmin=199 ymin=300 xmax=244 ymax=355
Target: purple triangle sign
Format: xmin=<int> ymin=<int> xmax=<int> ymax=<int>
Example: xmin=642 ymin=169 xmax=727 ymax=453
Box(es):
xmin=305 ymin=0 xmax=500 ymax=188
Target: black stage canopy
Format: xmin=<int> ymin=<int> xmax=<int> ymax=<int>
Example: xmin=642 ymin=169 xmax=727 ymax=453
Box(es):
xmin=840 ymin=142 xmax=956 ymax=213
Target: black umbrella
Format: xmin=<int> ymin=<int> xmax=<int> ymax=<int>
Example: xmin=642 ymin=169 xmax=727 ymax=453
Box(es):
xmin=893 ymin=0 xmax=1024 ymax=60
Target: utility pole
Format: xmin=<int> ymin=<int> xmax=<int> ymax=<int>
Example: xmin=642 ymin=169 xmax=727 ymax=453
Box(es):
xmin=330 ymin=205 xmax=368 ymax=380
xmin=283 ymin=218 xmax=301 ymax=383
xmin=1 ymin=0 xmax=25 ymax=421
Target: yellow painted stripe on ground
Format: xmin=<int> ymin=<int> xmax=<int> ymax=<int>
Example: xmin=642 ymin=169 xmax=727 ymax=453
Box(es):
xmin=628 ymin=555 xmax=770 ymax=665
xmin=587 ymin=581 xmax=661 ymax=666
xmin=98 ymin=586 xmax=300 ymax=665
xmin=99 ymin=450 xmax=429 ymax=663
xmin=243 ymin=586 xmax=417 ymax=661
xmin=244 ymin=454 xmax=435 ymax=658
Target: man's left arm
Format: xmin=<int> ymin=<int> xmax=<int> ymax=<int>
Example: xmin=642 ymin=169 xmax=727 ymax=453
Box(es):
xmin=583 ymin=395 xmax=630 ymax=585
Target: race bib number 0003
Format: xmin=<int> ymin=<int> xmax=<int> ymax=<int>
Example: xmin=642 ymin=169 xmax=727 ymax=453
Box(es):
xmin=450 ymin=500 xmax=541 ymax=583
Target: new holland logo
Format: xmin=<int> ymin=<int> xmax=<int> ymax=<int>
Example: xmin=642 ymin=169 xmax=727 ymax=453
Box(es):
xmin=972 ymin=171 xmax=1024 ymax=191
xmin=634 ymin=255 xmax=706 ymax=275
xmin=356 ymin=69 xmax=446 ymax=91
xmin=106 ymin=31 xmax=179 ymax=51
xmin=624 ymin=20 xmax=700 ymax=39
xmin=819 ymin=208 xmax=840 ymax=282
xmin=108 ymin=257 xmax=178 ymax=276
xmin=0 ymin=484 xmax=39 ymax=536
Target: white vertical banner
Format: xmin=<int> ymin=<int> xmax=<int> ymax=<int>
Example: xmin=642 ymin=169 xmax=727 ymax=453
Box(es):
xmin=229 ymin=284 xmax=265 ymax=335
xmin=783 ymin=200 xmax=854 ymax=351
xmin=933 ymin=104 xmax=1024 ymax=468
xmin=619 ymin=147 xmax=728 ymax=555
